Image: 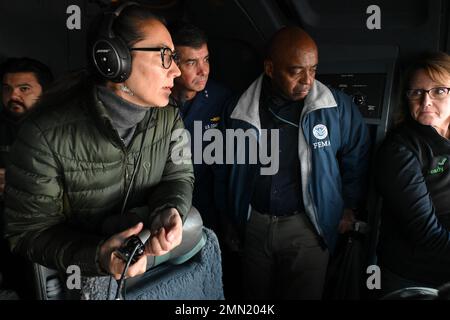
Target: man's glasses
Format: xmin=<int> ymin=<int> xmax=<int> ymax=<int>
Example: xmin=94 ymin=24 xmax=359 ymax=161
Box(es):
xmin=129 ymin=47 xmax=178 ymax=69
xmin=406 ymin=87 xmax=450 ymax=100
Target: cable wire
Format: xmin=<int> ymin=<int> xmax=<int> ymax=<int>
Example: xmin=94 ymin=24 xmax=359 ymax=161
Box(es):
xmin=109 ymin=110 xmax=153 ymax=300
xmin=114 ymin=244 xmax=139 ymax=300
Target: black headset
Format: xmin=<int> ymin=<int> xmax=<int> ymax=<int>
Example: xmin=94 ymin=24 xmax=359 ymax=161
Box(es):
xmin=92 ymin=2 xmax=139 ymax=83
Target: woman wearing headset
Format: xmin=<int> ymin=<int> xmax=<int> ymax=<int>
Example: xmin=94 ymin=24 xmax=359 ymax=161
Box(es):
xmin=3 ymin=3 xmax=192 ymax=284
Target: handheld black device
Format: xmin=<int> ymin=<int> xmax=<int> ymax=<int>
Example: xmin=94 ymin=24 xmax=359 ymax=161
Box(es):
xmin=116 ymin=229 xmax=151 ymax=264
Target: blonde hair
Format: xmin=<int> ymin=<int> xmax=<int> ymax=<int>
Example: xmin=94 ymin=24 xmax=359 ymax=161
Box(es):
xmin=412 ymin=51 xmax=450 ymax=85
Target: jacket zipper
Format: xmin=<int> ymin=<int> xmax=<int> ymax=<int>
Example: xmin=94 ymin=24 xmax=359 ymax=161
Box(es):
xmin=300 ymin=109 xmax=324 ymax=238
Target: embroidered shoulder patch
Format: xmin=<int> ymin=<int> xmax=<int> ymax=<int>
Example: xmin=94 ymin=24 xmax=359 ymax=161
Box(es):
xmin=429 ymin=157 xmax=447 ymax=175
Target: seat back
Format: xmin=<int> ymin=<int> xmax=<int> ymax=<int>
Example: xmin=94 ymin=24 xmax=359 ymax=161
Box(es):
xmin=32 ymin=263 xmax=65 ymax=300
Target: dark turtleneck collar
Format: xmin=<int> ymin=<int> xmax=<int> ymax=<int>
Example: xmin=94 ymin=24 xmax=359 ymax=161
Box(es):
xmin=96 ymin=85 xmax=148 ymax=146
xmin=261 ymin=75 xmax=302 ymax=113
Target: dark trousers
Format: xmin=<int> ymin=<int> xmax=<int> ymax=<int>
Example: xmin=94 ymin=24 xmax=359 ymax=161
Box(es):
xmin=243 ymin=209 xmax=329 ymax=299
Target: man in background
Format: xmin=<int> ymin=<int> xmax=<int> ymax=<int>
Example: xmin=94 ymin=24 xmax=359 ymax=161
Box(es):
xmin=169 ymin=21 xmax=232 ymax=232
xmin=0 ymin=57 xmax=53 ymax=299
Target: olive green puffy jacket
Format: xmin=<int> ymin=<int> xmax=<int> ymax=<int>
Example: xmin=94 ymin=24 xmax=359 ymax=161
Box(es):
xmin=3 ymin=83 xmax=194 ymax=276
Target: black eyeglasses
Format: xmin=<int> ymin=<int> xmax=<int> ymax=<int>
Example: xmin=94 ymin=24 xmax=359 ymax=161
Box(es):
xmin=406 ymin=87 xmax=450 ymax=100
xmin=129 ymin=47 xmax=178 ymax=69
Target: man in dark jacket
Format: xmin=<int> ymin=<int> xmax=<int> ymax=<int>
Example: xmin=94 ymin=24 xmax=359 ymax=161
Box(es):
xmin=0 ymin=57 xmax=53 ymax=299
xmin=0 ymin=57 xmax=53 ymax=195
xmin=222 ymin=26 xmax=370 ymax=299
xmin=169 ymin=22 xmax=232 ymax=231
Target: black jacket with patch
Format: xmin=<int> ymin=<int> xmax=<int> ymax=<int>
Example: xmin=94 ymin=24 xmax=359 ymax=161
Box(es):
xmin=376 ymin=120 xmax=450 ymax=287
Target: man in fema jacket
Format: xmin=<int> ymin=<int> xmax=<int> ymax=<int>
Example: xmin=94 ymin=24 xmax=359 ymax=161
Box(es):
xmin=222 ymin=26 xmax=370 ymax=299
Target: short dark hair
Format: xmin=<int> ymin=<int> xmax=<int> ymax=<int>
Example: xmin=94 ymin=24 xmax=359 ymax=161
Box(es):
xmin=112 ymin=4 xmax=166 ymax=48
xmin=168 ymin=21 xmax=208 ymax=48
xmin=0 ymin=57 xmax=54 ymax=90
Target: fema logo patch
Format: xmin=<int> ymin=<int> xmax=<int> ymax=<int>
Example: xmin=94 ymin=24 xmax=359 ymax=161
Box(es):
xmin=312 ymin=124 xmax=328 ymax=140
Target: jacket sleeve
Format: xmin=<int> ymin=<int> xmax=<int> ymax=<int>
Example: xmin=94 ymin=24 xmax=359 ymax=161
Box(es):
xmin=338 ymin=95 xmax=371 ymax=209
xmin=3 ymin=121 xmax=105 ymax=276
xmin=376 ymin=138 xmax=450 ymax=255
xmin=146 ymin=111 xmax=194 ymax=223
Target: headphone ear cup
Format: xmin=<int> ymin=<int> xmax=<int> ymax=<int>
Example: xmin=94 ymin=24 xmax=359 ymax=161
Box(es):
xmin=92 ymin=35 xmax=131 ymax=83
